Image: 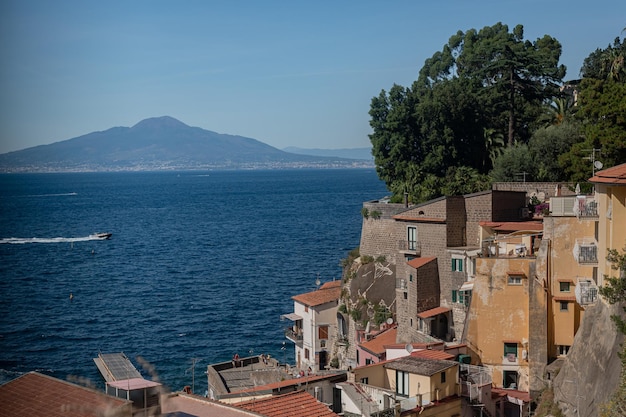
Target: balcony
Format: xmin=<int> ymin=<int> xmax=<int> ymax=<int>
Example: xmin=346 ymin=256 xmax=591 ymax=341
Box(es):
xmin=459 ymin=364 xmax=492 ymax=401
xmin=574 ymin=196 xmax=598 ymax=218
xmin=575 ymin=278 xmax=598 ymax=306
xmin=573 ymin=239 xmax=598 ymax=264
xmin=284 ymin=327 xmax=303 ymax=346
xmin=398 ymin=240 xmax=421 ymax=256
xmin=551 ymin=195 xmax=598 ymax=218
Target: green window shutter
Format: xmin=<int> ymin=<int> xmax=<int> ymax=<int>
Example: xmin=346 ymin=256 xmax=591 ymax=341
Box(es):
xmin=459 ymin=259 xmax=463 ymax=272
xmin=451 ymin=259 xmax=455 ymax=271
xmin=452 ymin=290 xmax=457 ymax=303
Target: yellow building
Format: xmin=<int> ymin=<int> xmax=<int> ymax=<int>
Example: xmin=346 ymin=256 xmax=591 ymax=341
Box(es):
xmin=353 ymin=356 xmax=461 ymax=417
xmin=543 ymin=192 xmax=599 ymax=360
xmin=466 ymin=255 xmax=533 ymax=392
xmin=589 ymin=163 xmax=626 ymax=285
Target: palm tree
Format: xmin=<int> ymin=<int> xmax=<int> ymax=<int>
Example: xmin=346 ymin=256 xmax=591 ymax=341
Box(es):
xmin=483 ymin=127 xmax=505 ymax=169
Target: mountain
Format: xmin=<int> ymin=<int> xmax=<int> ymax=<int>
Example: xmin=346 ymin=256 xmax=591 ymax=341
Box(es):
xmin=0 ymin=116 xmax=374 ymax=172
xmin=282 ymin=146 xmax=373 ymax=161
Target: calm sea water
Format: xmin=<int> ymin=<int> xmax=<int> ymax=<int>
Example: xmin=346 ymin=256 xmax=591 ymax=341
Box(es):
xmin=0 ymin=169 xmax=387 ymax=392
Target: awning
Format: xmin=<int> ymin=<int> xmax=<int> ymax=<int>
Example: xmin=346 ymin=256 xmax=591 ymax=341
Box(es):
xmin=459 ymin=282 xmax=474 ymax=291
xmin=281 ymin=313 xmax=303 ymax=321
xmin=417 ymin=306 xmax=451 ymax=319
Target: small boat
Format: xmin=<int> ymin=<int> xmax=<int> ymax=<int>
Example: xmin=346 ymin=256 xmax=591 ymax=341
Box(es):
xmin=93 ymin=232 xmax=112 ymax=240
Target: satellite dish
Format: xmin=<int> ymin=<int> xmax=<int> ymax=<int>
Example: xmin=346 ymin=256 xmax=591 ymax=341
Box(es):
xmin=386 ymin=317 xmax=394 ymax=325
xmin=594 ymin=160 xmax=603 ymax=170
xmin=405 ymin=343 xmax=413 ymax=353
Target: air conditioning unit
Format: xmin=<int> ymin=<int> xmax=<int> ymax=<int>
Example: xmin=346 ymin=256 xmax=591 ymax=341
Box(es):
xmin=520 ymin=207 xmax=530 ymax=218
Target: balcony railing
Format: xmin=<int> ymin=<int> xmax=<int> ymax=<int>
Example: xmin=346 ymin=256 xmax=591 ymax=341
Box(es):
xmin=398 ymin=240 xmax=421 ymax=255
xmin=574 ymin=240 xmax=598 ymax=264
xmin=575 ymin=279 xmax=599 ymax=305
xmin=284 ymin=328 xmax=303 ymax=346
xmin=574 ymin=196 xmax=599 ymax=218
xmin=459 ymin=364 xmax=492 ymax=399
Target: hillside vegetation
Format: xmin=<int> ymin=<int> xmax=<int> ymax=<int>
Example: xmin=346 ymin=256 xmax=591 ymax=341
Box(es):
xmin=368 ymin=23 xmax=626 ymax=203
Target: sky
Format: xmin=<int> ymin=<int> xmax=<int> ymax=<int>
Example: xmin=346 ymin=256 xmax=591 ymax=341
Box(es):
xmin=0 ymin=1 xmax=624 ymax=154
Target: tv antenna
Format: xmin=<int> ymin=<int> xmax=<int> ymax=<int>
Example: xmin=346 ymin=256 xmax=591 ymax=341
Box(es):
xmin=583 ymin=148 xmax=603 ymax=176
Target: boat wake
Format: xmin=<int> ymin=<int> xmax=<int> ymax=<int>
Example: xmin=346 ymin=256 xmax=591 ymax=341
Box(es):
xmin=0 ymin=234 xmax=111 ymax=245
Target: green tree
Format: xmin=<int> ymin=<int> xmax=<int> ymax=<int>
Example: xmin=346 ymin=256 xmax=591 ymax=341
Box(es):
xmin=529 ymin=120 xmax=583 ymax=181
xmin=561 ymin=36 xmax=626 ymax=183
xmin=369 ymin=23 xmax=566 ymax=202
xmin=490 ymin=143 xmax=536 ymax=182
xmin=419 ymin=23 xmax=566 ymax=147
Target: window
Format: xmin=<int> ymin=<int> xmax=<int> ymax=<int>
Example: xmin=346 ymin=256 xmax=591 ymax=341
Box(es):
xmin=318 ymin=325 xmax=328 ymax=340
xmin=396 ymin=370 xmax=409 ymax=396
xmin=508 ymin=275 xmax=523 ymax=285
xmin=304 ymin=348 xmax=310 ymax=360
xmin=452 ymin=258 xmax=463 ymax=272
xmin=504 ymin=343 xmax=518 ymax=361
xmin=404 ymin=292 xmax=408 ymax=300
xmin=409 ymin=273 xmax=413 ymax=282
xmin=458 ymin=291 xmax=464 ymax=305
xmin=560 ymin=301 xmax=569 ymax=311
xmin=408 ymin=227 xmax=417 ymax=250
xmin=559 ymin=282 xmax=571 ymax=292
xmin=558 ymin=345 xmax=570 ymax=356
xmin=441 ymin=371 xmax=446 ymax=383
xmin=464 ymin=290 xmax=472 ymax=307
xmin=503 ymin=370 xmax=518 ymax=389
xmin=365 ymin=358 xmax=373 ymax=365
xmin=452 ymin=290 xmax=457 ymax=303
xmin=304 ymin=305 xmax=309 ymax=313
xmin=360 ymin=377 xmax=369 ymax=384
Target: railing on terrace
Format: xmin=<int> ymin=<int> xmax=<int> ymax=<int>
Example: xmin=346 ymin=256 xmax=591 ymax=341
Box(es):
xmin=459 ymin=364 xmax=492 ymax=401
xmin=573 ymin=196 xmax=599 ymax=218
xmin=357 ymin=382 xmax=432 ymax=411
xmin=551 ymin=195 xmax=598 ymax=218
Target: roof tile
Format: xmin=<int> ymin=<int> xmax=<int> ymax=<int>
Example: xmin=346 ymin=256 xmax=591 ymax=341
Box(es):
xmin=236 ymin=390 xmax=339 ymax=417
xmin=292 ymin=281 xmax=341 ymax=307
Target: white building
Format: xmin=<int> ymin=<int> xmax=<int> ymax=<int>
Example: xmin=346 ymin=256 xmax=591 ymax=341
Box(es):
xmin=282 ymin=281 xmax=341 ymax=372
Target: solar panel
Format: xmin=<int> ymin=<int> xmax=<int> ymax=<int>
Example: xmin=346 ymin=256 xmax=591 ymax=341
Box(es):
xmin=94 ymin=353 xmax=142 ymax=382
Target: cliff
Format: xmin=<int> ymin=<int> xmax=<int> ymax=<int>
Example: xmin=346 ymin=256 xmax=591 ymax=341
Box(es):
xmin=553 ymin=299 xmax=625 ymax=417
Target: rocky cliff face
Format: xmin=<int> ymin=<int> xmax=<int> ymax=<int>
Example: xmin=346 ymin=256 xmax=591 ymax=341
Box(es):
xmin=553 ymin=299 xmax=625 ymax=417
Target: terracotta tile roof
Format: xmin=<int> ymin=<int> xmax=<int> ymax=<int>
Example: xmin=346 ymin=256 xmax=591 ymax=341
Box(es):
xmin=0 ymin=372 xmax=132 ymax=417
xmin=410 ymin=349 xmax=455 ymax=361
xmin=236 ymin=390 xmax=339 ymax=417
xmin=479 ymin=221 xmax=543 ymax=232
xmin=384 ymin=356 xmax=457 ymax=376
xmin=292 ymin=281 xmax=341 ymax=307
xmin=589 ymin=163 xmax=626 ymax=185
xmin=417 ymin=306 xmax=451 ymax=319
xmin=359 ymin=326 xmax=398 ymax=356
xmin=407 ymin=257 xmax=436 ymax=269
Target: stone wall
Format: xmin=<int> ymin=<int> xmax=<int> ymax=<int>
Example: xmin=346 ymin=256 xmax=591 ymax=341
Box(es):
xmin=359 ymin=201 xmax=406 ymax=264
xmin=492 ymin=182 xmax=576 ymax=199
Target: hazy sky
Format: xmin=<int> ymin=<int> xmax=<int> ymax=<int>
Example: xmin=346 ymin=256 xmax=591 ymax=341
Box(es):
xmin=1 ymin=1 xmax=624 ymax=154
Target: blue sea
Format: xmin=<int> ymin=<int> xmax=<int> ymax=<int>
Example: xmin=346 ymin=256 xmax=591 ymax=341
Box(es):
xmin=0 ymin=169 xmax=388 ymax=393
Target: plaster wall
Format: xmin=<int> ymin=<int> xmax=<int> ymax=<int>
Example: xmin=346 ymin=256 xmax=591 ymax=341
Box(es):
xmin=467 ymin=257 xmax=532 ymax=391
